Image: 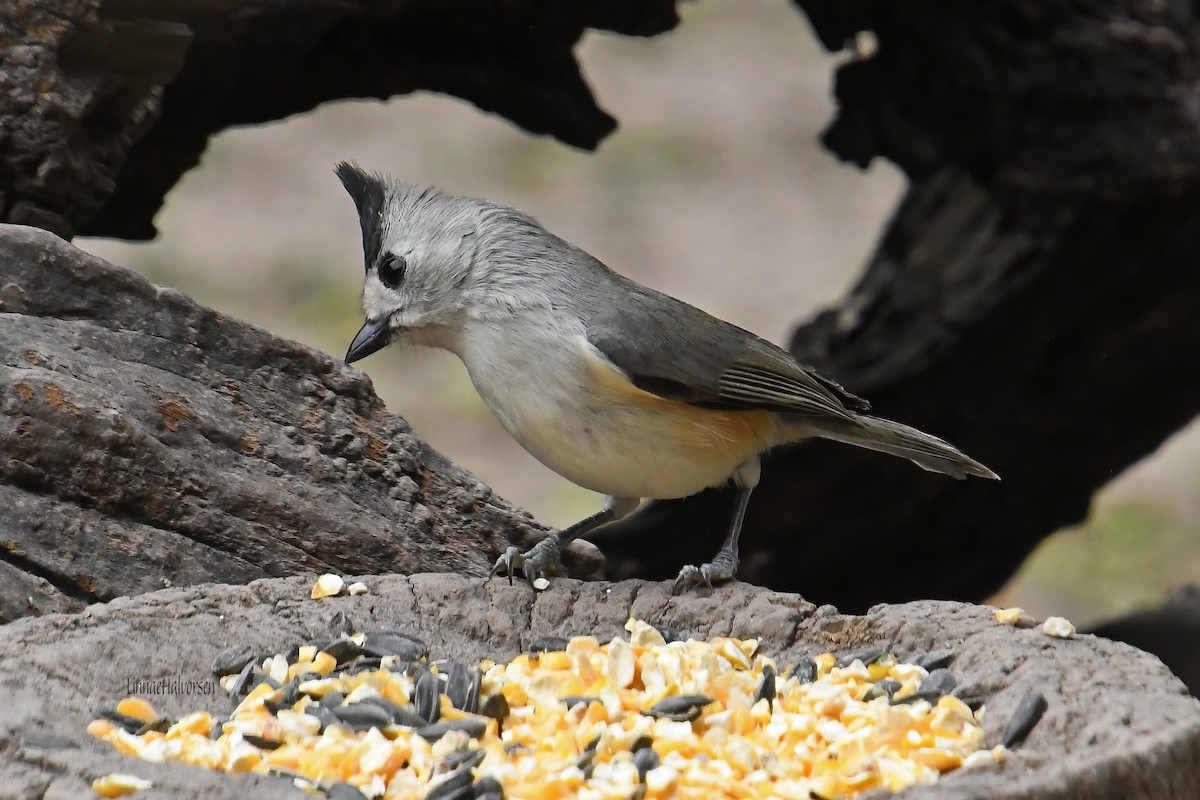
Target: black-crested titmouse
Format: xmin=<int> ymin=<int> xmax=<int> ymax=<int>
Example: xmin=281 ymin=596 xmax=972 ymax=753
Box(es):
xmin=336 ymin=163 xmax=998 ymax=594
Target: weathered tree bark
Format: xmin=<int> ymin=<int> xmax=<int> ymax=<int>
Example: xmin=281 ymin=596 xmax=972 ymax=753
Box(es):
xmin=1 ymin=0 xmax=678 ymax=239
xmin=600 ymin=2 xmax=1200 ymax=610
xmin=2 ymin=575 xmax=1198 ymax=798
xmin=0 ymin=225 xmax=601 ymax=624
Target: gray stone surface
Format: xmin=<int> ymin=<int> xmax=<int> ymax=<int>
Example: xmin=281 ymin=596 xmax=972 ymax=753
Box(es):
xmin=0 ymin=224 xmax=600 ymax=622
xmin=0 ymin=574 xmax=1196 ymax=799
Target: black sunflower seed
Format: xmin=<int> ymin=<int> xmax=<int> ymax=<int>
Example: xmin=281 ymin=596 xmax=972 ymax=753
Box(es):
xmin=356 ymin=695 xmax=426 ymax=728
xmin=755 ymin=664 xmax=777 ymax=707
xmin=96 ymin=709 xmax=146 ymax=735
xmin=893 ymin=668 xmax=959 ymax=705
xmin=228 ymin=661 xmax=257 ymax=699
xmin=242 ymin=734 xmax=281 ymax=750
xmin=334 ymin=657 xmax=385 ymax=678
xmin=918 ymin=668 xmax=958 ymax=697
xmin=425 ymin=764 xmax=474 ymax=800
xmin=322 ymin=638 xmax=363 ymax=665
xmin=1002 ymin=691 xmax=1048 ymax=748
xmin=251 ymin=668 xmax=281 ymax=692
xmin=836 ymin=645 xmax=887 ymax=669
xmin=647 ymin=695 xmax=712 ymax=722
xmin=417 ymin=718 xmax=488 ymax=742
xmin=330 ymin=702 xmax=392 ymax=731
xmin=633 ymin=746 xmax=660 ymax=780
xmin=791 ymin=658 xmax=817 ymax=683
xmin=414 ymin=668 xmax=441 ymax=724
xmin=211 ymin=645 xmax=256 ymax=677
xmin=263 ymin=698 xmax=288 ymax=715
xmin=362 ymin=631 xmax=428 ymax=661
xmin=913 ymin=648 xmax=955 ymax=671
xmin=135 ymin=717 xmax=173 ymax=735
xmin=862 ymin=685 xmax=888 ymax=702
xmin=562 ymin=696 xmax=599 ymax=710
xmin=303 ymin=704 xmax=340 ymax=732
xmin=447 ymin=662 xmax=482 ymax=714
xmin=440 ymin=747 xmax=485 ymax=772
xmin=479 ymin=693 xmax=510 ymax=726
xmin=528 ymin=635 xmax=570 ymax=654
xmin=279 ymin=677 xmax=302 ymax=706
xmin=473 ymin=775 xmax=505 ymax=800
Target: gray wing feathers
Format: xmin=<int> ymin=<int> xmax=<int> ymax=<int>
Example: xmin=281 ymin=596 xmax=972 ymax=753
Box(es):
xmin=584 ymin=282 xmax=865 ymax=419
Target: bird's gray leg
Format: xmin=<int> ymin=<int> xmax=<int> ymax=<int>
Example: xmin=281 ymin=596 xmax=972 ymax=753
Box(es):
xmin=493 ymin=496 xmax=639 ymax=587
xmin=673 ymin=459 xmax=760 ymax=595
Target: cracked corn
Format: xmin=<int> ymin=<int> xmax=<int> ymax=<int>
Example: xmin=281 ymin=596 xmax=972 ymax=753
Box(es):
xmin=89 ymin=619 xmax=1002 ymax=799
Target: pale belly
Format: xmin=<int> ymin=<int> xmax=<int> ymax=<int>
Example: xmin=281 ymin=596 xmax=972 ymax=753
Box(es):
xmin=511 ymin=400 xmax=774 ymax=499
xmin=460 ymin=331 xmax=777 ymax=500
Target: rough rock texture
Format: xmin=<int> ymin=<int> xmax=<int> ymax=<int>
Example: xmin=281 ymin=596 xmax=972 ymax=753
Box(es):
xmin=0 ymin=574 xmax=1197 ymax=798
xmin=0 ymin=224 xmax=600 ymax=623
xmin=1 ymin=0 xmax=678 ymax=239
xmin=1092 ymin=586 xmax=1200 ymax=697
xmin=601 ymin=1 xmax=1200 ymax=610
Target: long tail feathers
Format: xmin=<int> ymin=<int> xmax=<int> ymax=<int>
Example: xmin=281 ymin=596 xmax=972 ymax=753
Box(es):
xmin=810 ymin=415 xmax=999 ymax=481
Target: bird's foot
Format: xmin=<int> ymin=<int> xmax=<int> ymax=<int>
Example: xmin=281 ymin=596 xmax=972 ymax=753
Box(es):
xmin=492 ymin=532 xmax=563 ymax=589
xmin=672 ymin=547 xmax=739 ymax=595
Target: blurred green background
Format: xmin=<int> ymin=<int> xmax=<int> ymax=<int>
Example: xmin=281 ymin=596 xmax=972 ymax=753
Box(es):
xmin=79 ymin=0 xmax=1199 ymax=628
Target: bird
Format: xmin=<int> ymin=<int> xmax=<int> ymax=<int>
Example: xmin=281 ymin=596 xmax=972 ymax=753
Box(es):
xmin=336 ymin=163 xmax=998 ymax=594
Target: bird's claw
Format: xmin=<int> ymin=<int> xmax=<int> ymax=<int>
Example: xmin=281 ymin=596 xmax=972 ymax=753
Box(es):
xmin=493 ymin=546 xmax=523 ymax=585
xmin=492 ymin=533 xmax=563 ymax=589
xmin=671 ymin=548 xmax=738 ymax=595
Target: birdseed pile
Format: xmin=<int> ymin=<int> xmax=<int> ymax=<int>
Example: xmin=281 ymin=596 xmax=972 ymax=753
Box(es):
xmin=89 ymin=617 xmax=1004 ymax=799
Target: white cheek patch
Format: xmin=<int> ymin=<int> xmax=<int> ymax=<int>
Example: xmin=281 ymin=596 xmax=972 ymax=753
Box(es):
xmin=361 ymin=277 xmax=394 ymax=321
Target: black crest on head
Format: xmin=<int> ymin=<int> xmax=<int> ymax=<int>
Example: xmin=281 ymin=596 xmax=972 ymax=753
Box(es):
xmin=336 ymin=161 xmax=387 ymax=273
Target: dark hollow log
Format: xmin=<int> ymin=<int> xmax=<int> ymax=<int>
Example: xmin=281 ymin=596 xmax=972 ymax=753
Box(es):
xmin=599 ymin=1 xmax=1200 ymax=610
xmin=0 ymin=0 xmax=678 ymax=240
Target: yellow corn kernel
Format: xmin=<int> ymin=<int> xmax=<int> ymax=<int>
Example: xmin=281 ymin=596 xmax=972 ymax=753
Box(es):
xmin=994 ymin=606 xmax=1027 ymax=626
xmin=813 ymin=653 xmax=836 ymax=677
xmin=87 ymin=719 xmax=116 ymax=739
xmin=540 ymin=651 xmax=573 ymax=671
xmin=92 ymin=773 xmax=152 ymax=797
xmin=1042 ymin=616 xmax=1076 ymax=639
xmin=116 ymin=697 xmax=157 ymax=724
xmin=167 ymin=711 xmax=213 ymax=738
xmin=311 ymin=573 xmax=345 ymax=599
xmin=911 ymin=748 xmax=963 ymax=771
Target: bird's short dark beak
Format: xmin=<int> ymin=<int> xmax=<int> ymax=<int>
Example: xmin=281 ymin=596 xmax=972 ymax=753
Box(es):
xmin=345 ymin=318 xmax=391 ymax=363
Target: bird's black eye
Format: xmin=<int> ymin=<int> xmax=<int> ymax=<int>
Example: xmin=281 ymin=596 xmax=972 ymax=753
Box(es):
xmin=378 ymin=254 xmax=407 ymax=289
